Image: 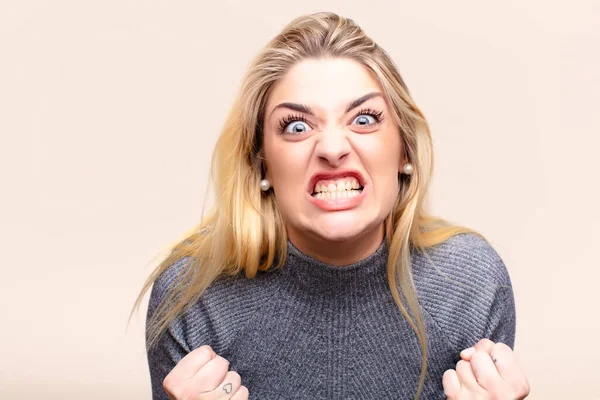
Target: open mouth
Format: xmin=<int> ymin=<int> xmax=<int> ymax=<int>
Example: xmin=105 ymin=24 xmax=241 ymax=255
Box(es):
xmin=311 ymin=177 xmax=364 ymax=199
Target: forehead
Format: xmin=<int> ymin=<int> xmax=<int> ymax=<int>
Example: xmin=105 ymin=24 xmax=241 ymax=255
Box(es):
xmin=266 ymin=58 xmax=384 ymax=112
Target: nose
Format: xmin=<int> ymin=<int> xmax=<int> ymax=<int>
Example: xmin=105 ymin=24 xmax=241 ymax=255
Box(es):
xmin=314 ymin=128 xmax=351 ymax=167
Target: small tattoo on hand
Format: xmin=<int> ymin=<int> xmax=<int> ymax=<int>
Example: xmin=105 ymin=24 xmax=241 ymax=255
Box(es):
xmin=223 ymin=383 xmax=233 ymax=394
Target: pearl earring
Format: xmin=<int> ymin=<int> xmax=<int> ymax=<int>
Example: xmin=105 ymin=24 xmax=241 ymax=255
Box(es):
xmin=402 ymin=163 xmax=414 ymax=175
xmin=260 ymin=179 xmax=271 ymax=191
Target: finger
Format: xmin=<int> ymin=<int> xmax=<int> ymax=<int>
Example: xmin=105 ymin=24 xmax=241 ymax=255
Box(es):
xmin=455 ymin=360 xmax=480 ymax=390
xmin=169 ymin=345 xmax=216 ymax=379
xmin=459 ymin=347 xmax=476 ymax=361
xmin=470 ymin=349 xmax=502 ymax=391
xmin=201 ymin=370 xmax=242 ymax=399
xmin=230 ymin=385 xmax=249 ymax=400
xmin=442 ymin=369 xmax=461 ymax=398
xmin=460 ymin=338 xmax=494 ymax=361
xmin=191 ymin=355 xmax=230 ymax=393
xmin=474 ymin=338 xmax=495 ymax=354
xmin=491 ymin=342 xmax=530 ymax=393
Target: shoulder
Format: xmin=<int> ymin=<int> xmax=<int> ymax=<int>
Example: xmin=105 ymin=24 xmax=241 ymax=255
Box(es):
xmin=148 ymin=256 xmax=285 ymax=354
xmin=411 ymin=232 xmax=515 ymax=349
xmin=150 ymin=256 xmax=284 ymax=307
xmin=411 ymin=232 xmax=511 ymax=287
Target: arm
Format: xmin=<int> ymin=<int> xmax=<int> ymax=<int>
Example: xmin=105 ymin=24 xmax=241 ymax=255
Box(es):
xmin=145 ymin=258 xmax=259 ymax=399
xmin=146 ymin=321 xmax=189 ymax=400
xmin=483 ymin=284 xmax=516 ymax=349
xmin=145 ymin=260 xmax=192 ymax=400
xmin=441 ymin=242 xmax=529 ymax=398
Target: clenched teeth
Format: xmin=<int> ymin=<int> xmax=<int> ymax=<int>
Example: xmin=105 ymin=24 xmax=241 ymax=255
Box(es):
xmin=314 ymin=190 xmax=361 ymax=199
xmin=312 ymin=177 xmax=363 ymax=198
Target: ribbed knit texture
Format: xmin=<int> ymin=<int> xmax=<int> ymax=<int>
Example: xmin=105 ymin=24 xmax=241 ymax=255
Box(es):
xmin=146 ymin=233 xmax=516 ymax=399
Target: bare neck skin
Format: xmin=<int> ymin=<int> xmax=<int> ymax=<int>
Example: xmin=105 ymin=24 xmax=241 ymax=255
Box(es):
xmin=287 ymin=223 xmax=385 ymax=266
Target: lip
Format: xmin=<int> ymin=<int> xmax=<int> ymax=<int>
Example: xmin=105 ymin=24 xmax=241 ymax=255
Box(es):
xmin=307 ymin=170 xmax=367 ymax=194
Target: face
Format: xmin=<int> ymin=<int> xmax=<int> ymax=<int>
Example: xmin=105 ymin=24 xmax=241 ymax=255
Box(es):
xmin=263 ymin=58 xmax=404 ymax=257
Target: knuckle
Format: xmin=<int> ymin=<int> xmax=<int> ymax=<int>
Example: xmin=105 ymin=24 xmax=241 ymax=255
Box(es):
xmin=180 ymin=386 xmax=197 ymax=400
xmin=162 ymin=377 xmax=186 ymax=399
xmin=475 ymin=373 xmax=493 ymax=388
xmin=237 ymin=385 xmax=249 ymax=398
xmin=471 ymin=351 xmax=485 ymax=362
xmin=216 ymin=355 xmax=231 ymax=368
xmin=494 ymin=342 xmax=511 ymax=353
xmin=162 ymin=374 xmax=177 ymax=392
xmin=197 ymin=345 xmax=214 ymax=357
xmin=455 ymin=359 xmax=469 ymax=371
xmin=475 ymin=338 xmax=494 ymax=350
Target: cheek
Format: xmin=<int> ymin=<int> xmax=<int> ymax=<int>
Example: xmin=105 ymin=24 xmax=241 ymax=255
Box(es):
xmin=376 ymin=168 xmax=400 ymax=218
xmin=267 ymin=150 xmax=308 ymax=224
xmin=358 ymin=133 xmax=402 ymax=176
xmin=264 ymin=140 xmax=310 ymax=191
xmin=356 ymin=133 xmax=402 ymax=203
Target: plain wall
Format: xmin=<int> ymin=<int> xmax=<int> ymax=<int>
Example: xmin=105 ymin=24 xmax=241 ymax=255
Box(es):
xmin=1 ymin=1 xmax=599 ymax=399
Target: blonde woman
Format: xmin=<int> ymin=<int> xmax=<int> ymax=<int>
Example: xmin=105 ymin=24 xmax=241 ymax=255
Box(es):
xmin=133 ymin=12 xmax=530 ymax=400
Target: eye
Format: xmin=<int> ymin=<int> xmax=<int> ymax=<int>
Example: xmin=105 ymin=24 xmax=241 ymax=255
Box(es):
xmin=350 ymin=108 xmax=384 ymax=127
xmin=278 ymin=114 xmax=312 ymax=135
xmin=284 ymin=121 xmax=312 ymax=135
xmin=352 ymin=115 xmax=376 ymax=126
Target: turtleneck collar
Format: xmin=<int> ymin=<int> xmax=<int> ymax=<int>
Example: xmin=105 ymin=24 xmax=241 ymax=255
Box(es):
xmin=280 ymin=239 xmax=390 ymax=297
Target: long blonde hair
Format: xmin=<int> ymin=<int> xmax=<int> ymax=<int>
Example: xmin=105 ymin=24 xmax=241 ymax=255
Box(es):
xmin=131 ymin=12 xmax=479 ymax=399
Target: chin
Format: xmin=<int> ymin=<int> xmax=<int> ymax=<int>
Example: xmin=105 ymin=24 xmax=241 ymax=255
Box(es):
xmin=316 ymin=230 xmax=361 ymax=242
xmin=312 ymin=221 xmax=368 ymax=242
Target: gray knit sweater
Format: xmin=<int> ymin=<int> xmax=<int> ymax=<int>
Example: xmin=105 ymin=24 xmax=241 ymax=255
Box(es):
xmin=146 ymin=233 xmax=516 ymax=399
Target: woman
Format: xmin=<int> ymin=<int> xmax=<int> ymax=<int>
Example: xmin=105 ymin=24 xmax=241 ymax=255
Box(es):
xmin=133 ymin=12 xmax=530 ymax=400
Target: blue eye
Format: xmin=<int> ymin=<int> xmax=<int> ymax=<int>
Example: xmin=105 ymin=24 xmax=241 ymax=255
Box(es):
xmin=352 ymin=115 xmax=376 ymax=126
xmin=284 ymin=121 xmax=312 ymax=135
xmin=278 ymin=114 xmax=312 ymax=135
xmin=351 ymin=108 xmax=384 ymax=127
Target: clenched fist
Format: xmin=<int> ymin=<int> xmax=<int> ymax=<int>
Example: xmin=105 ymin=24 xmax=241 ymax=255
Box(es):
xmin=443 ymin=339 xmax=530 ymax=399
xmin=163 ymin=345 xmax=249 ymax=400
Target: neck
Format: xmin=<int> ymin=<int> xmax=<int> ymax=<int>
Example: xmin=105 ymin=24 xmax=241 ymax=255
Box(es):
xmin=287 ymin=224 xmax=385 ymax=266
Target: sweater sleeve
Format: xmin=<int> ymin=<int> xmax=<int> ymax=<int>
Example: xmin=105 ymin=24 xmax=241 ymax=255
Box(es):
xmin=412 ymin=233 xmax=517 ymax=352
xmin=145 ymin=258 xmax=276 ymax=399
xmin=145 ymin=259 xmax=192 ymax=400
xmin=483 ymin=283 xmax=516 ymax=349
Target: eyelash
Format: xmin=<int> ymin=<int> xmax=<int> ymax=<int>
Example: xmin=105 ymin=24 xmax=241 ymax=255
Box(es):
xmin=276 ymin=108 xmax=385 ymax=134
xmin=355 ymin=108 xmax=385 ymax=124
xmin=277 ymin=113 xmax=307 ymax=134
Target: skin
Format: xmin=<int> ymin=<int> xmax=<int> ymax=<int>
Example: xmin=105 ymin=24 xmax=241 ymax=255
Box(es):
xmin=444 ymin=339 xmax=531 ymax=399
xmin=263 ymin=57 xmax=404 ymax=266
xmin=162 ymin=57 xmax=529 ymax=399
xmin=162 ymin=345 xmax=248 ymax=399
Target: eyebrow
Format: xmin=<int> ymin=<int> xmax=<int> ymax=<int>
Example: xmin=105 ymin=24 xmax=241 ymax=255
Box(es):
xmin=268 ymin=91 xmax=382 ymax=120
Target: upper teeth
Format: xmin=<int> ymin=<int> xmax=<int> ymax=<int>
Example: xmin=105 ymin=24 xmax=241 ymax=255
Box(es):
xmin=313 ymin=178 xmax=361 ymax=193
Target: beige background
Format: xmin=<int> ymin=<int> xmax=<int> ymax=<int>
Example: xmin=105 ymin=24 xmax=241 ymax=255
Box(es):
xmin=1 ymin=1 xmax=599 ymax=399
